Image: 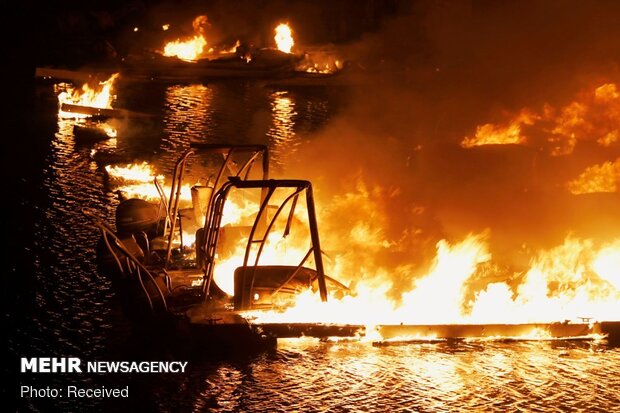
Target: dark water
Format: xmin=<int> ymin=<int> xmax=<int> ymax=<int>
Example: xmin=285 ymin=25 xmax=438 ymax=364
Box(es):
xmin=7 ymin=79 xmax=620 ymax=412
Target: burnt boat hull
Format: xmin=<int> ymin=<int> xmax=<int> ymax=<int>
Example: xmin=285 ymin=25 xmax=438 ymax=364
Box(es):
xmin=601 ymin=321 xmax=620 ymax=345
xmin=251 ymin=321 xmax=620 ymax=342
xmin=375 ymin=322 xmax=600 ymax=340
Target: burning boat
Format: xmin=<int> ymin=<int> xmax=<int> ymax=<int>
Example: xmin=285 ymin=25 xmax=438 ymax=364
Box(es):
xmin=123 ymin=20 xmax=341 ymax=82
xmin=85 ymin=143 xmax=619 ymax=350
xmin=36 ymin=20 xmax=343 ymax=84
xmin=122 ymin=47 xmax=302 ymax=81
xmin=86 ymin=143 xmax=353 ymax=350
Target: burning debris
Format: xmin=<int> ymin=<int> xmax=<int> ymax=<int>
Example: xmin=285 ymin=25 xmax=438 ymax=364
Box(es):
xmin=147 ymin=17 xmax=345 ymax=77
xmin=56 ymin=73 xmax=119 ymax=118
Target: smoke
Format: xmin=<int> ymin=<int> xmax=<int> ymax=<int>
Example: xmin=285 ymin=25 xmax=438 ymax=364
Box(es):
xmin=280 ymin=0 xmax=620 ymax=297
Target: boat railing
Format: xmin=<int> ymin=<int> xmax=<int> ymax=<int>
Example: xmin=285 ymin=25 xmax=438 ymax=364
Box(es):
xmin=163 ymin=144 xmax=269 ymax=268
xmin=200 ymin=178 xmax=328 ymax=308
xmin=83 ymin=208 xmax=170 ymax=314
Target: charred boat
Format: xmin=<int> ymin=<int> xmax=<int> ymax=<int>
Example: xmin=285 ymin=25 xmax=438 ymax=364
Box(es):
xmin=121 ymin=48 xmax=301 ymax=81
xmin=87 ymin=143 xmax=349 ymax=350
xmin=86 ymin=144 xmax=617 ymax=350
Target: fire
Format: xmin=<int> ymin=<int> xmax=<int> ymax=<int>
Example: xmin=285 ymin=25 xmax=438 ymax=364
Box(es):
xmin=213 ymin=230 xmax=309 ymax=296
xmin=274 ymin=23 xmax=294 ymax=54
xmin=163 ymin=35 xmax=207 ymax=62
xmin=100 ymin=124 xmax=117 ymax=138
xmin=461 ymin=110 xmax=536 ymax=148
xmin=595 ymin=83 xmax=620 ymax=101
xmin=566 ymin=158 xmax=620 ymax=194
xmin=162 ymin=15 xmax=208 ymax=61
xmin=105 ymin=162 xmax=163 ymax=184
xmin=243 ymin=233 xmax=620 ymax=335
xmin=462 ymin=82 xmax=620 ymax=154
xmin=471 ymin=237 xmax=620 ymax=324
xmin=115 ymin=182 xmax=193 ymax=205
xmin=395 ymin=234 xmax=491 ymax=324
xmin=104 ymin=161 xmax=193 ymax=204
xmin=57 ymin=73 xmax=119 ymax=118
xmin=221 ymin=40 xmax=240 ymax=54
xmin=592 ymin=240 xmax=620 ymax=291
xmin=297 ymin=55 xmax=343 ymax=74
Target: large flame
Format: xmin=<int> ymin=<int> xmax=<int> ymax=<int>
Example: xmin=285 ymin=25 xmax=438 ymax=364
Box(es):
xmin=105 ymin=162 xmax=163 ymax=184
xmin=274 ymin=23 xmax=294 ymax=54
xmin=102 ymin=160 xmax=620 ymax=335
xmin=461 ymin=110 xmax=537 ymax=148
xmin=104 ymin=161 xmax=192 ymax=204
xmin=462 ymin=82 xmax=620 ymax=154
xmin=566 ymin=157 xmax=620 ymax=194
xmin=246 ymin=234 xmax=620 ymax=329
xmin=56 ymin=73 xmax=119 ymax=118
xmin=162 ymin=15 xmax=209 ymax=61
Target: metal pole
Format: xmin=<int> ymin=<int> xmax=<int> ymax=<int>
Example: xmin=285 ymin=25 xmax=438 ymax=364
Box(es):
xmin=305 ymin=185 xmax=328 ymax=302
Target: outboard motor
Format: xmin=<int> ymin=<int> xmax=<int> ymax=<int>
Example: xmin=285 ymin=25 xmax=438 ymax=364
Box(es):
xmin=97 ymin=198 xmax=161 ymax=285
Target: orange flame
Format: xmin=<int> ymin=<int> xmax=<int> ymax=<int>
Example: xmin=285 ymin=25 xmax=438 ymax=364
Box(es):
xmin=101 ymin=160 xmax=620 ymax=333
xmin=244 ymin=234 xmax=620 ymax=329
xmin=461 ymin=110 xmax=536 ymax=148
xmin=57 ymin=73 xmax=119 ymax=118
xmin=566 ymin=158 xmax=620 ymax=194
xmin=275 ymin=23 xmax=294 ymax=54
xmin=162 ymin=15 xmax=208 ymax=61
xmin=105 ymin=162 xmax=163 ymax=184
xmin=463 ymin=82 xmax=620 ymax=154
xmin=104 ymin=161 xmax=193 ymax=204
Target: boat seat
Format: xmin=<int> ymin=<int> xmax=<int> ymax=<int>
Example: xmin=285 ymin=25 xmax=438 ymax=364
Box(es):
xmin=233 ymin=265 xmax=317 ymax=310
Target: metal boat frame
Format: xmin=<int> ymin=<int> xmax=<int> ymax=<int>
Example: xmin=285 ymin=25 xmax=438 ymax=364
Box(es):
xmin=87 ymin=143 xmax=330 ymax=320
